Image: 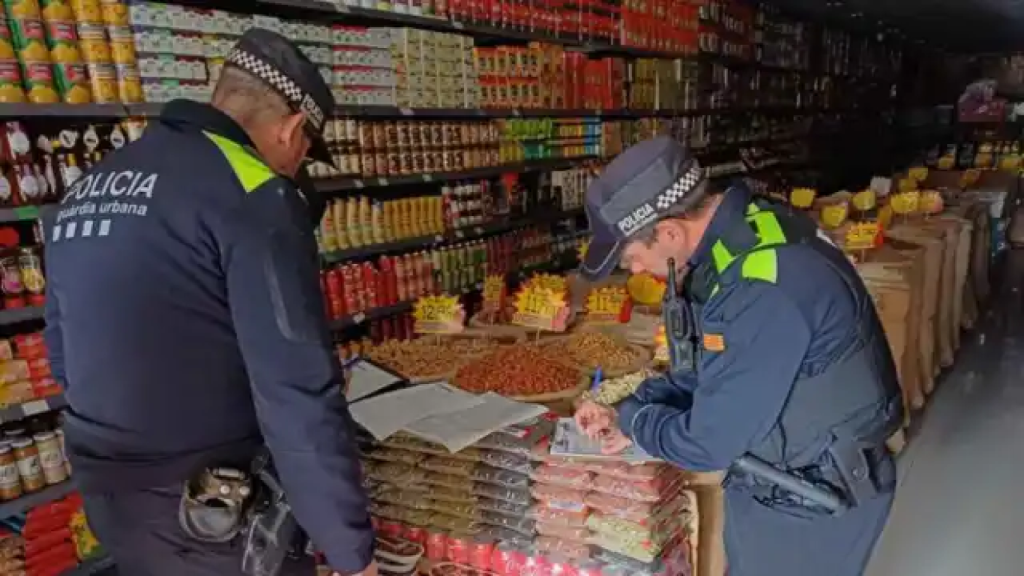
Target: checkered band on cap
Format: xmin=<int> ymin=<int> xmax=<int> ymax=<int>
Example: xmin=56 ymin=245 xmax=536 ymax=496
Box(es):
xmin=226 ymin=48 xmax=325 ymax=133
xmin=654 ymin=163 xmax=703 ymax=210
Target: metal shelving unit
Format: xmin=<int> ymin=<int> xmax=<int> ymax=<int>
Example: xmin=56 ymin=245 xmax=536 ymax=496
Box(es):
xmin=0 ymin=307 xmax=44 ymax=326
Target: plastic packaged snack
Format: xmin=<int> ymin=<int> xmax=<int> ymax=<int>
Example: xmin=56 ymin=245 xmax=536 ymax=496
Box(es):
xmin=429 ymin=512 xmax=477 ymax=533
xmin=534 ymin=535 xmax=590 ymax=560
xmin=588 ymin=528 xmax=673 ymax=564
xmin=369 ymin=462 xmax=429 ymax=485
xmin=375 ymin=481 xmax=430 ymax=495
xmin=476 ymin=497 xmax=530 ymax=519
xmin=586 ymin=512 xmax=686 ymax=551
xmin=431 ymin=485 xmax=479 ymax=504
xmin=427 ymin=500 xmax=479 ymax=521
xmin=477 ymin=511 xmax=536 ymax=536
xmin=530 ymin=483 xmax=587 ymax=508
xmin=529 ymin=463 xmax=593 ymax=489
xmin=472 ymin=483 xmax=531 ymax=506
xmin=479 ymin=450 xmax=534 ymax=475
xmin=591 ymin=547 xmax=665 ymax=575
xmin=370 ymin=502 xmax=408 ymax=522
xmin=584 ymin=488 xmax=690 ymax=525
xmin=582 ymin=460 xmax=665 ymax=481
xmin=419 ymin=456 xmax=478 ymax=476
xmin=535 ymin=520 xmax=591 ymax=541
xmin=477 ymin=526 xmax=532 ymax=548
xmin=475 ymin=432 xmax=532 ymax=456
xmin=385 ymin=434 xmax=482 ymax=462
xmin=424 ymin=472 xmax=476 ymax=491
xmin=590 ymin=470 xmax=685 ymax=503
xmin=471 ymin=465 xmax=529 ymax=489
xmin=404 ymin=508 xmax=434 ymax=527
xmin=429 ymin=562 xmax=499 ymax=576
xmin=376 ymin=489 xmax=435 ymax=510
xmin=528 ymin=503 xmax=589 ymax=527
xmin=366 ymin=447 xmax=427 ymax=466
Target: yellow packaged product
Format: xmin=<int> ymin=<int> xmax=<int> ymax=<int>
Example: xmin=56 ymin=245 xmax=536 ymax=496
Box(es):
xmin=84 ymin=60 xmax=114 ymax=102
xmin=70 ymin=509 xmax=102 ymax=561
xmin=75 ymin=21 xmax=108 ymax=62
xmin=0 ymin=61 xmax=26 ymax=101
xmin=0 ymin=19 xmax=15 ymax=58
xmin=99 ymin=0 xmax=125 ymax=25
xmin=39 ymin=0 xmax=71 ymax=20
xmin=53 ymin=61 xmax=90 ymax=102
xmin=9 ymin=18 xmax=49 ymax=62
xmin=69 ymin=0 xmax=99 ymax=22
xmin=20 ymin=60 xmax=58 ymax=102
xmin=104 ymin=23 xmax=131 ymax=63
xmin=43 ymin=19 xmax=81 ymax=62
xmin=114 ymin=62 xmax=140 ymax=102
xmin=3 ymin=0 xmax=39 ymax=19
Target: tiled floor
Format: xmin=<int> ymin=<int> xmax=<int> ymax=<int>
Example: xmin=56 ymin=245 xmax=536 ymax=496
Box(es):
xmin=865 ymin=252 xmax=1024 ymax=576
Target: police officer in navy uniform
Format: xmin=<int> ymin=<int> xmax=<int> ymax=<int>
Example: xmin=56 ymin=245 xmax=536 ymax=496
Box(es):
xmin=43 ymin=29 xmax=377 ymax=576
xmin=575 ymin=136 xmax=901 ymax=576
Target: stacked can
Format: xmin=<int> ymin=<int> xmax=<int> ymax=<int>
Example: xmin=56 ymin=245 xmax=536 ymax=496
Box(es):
xmin=5 ymin=0 xmax=61 ymax=103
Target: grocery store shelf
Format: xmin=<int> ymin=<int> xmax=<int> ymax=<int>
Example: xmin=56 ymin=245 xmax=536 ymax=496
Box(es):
xmin=315 ymin=157 xmax=598 ymax=193
xmin=0 ymin=480 xmax=76 ymax=519
xmin=322 ymin=208 xmax=584 ymax=263
xmin=0 ymin=394 xmax=67 ymax=424
xmin=330 ymin=300 xmax=415 ymax=331
xmin=0 ymin=204 xmax=58 ymax=224
xmin=62 ymin=556 xmax=115 ymax=576
xmin=0 ymin=103 xmax=128 ymax=118
xmin=0 ymin=307 xmax=44 ymax=326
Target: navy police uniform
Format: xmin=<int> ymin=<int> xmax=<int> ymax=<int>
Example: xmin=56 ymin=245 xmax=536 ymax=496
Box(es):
xmin=43 ymin=30 xmax=373 ymax=575
xmin=581 ymin=137 xmax=901 ymax=576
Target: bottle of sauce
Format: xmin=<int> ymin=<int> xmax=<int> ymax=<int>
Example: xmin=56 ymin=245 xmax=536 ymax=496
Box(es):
xmin=357 ymin=196 xmax=371 ymax=246
xmin=345 ymin=197 xmax=361 ymax=247
xmin=19 ymin=247 xmax=45 ymax=307
xmin=0 ymin=170 xmax=13 ymax=207
xmin=319 ymin=209 xmax=337 ymax=254
xmin=55 ymin=428 xmax=70 ymax=476
xmin=1 ymin=250 xmax=25 ymax=309
xmin=33 ymin=431 xmax=67 ymax=485
xmin=14 ymin=164 xmax=38 ymax=206
xmin=332 ymin=199 xmax=349 ymax=250
xmin=60 ymin=154 xmax=83 ymax=188
xmin=0 ymin=442 xmax=22 ymax=501
xmin=371 ymin=200 xmax=384 ymax=245
xmin=12 ymin=437 xmax=44 ymax=492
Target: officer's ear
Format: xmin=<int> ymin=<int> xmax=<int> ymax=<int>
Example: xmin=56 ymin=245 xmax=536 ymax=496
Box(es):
xmin=278 ymin=112 xmax=307 ymax=148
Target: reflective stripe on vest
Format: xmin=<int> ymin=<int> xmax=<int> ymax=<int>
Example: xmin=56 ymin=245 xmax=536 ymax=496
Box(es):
xmin=203 ymin=132 xmax=275 ymax=194
xmin=708 ymin=203 xmax=789 ymax=297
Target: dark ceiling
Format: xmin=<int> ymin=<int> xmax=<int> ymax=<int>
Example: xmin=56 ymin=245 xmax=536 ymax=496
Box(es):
xmin=768 ymin=0 xmax=1019 ymax=53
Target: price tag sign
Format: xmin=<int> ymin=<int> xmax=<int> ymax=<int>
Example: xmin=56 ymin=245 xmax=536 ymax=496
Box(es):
xmin=653 ymin=325 xmax=669 ymax=363
xmin=908 ymin=166 xmax=929 ymax=182
xmin=844 ymin=221 xmax=881 ymax=252
xmin=790 ymin=187 xmax=817 ymax=209
xmin=960 ymin=169 xmax=981 ymax=189
xmin=937 ymin=156 xmax=956 ymax=170
xmin=852 ymin=189 xmax=877 ymax=212
xmin=898 ymin=178 xmax=918 ymax=193
xmin=1000 ymin=154 xmax=1021 ymax=171
xmin=821 ymin=202 xmax=849 ymax=229
xmin=413 ymin=295 xmax=465 ymax=334
xmin=578 ymin=238 xmax=590 ymax=262
xmin=891 ymin=191 xmax=920 ymax=215
xmin=481 ymin=274 xmax=506 ymax=313
xmin=511 ymin=286 xmax=570 ymax=332
xmin=585 ymin=286 xmax=632 ymax=324
xmin=524 ymin=273 xmax=568 ymax=295
xmin=921 ymin=190 xmax=944 ymax=215
xmin=626 ymin=272 xmax=666 ymax=307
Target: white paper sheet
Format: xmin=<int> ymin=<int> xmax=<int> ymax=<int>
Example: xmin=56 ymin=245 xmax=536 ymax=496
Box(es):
xmin=549 ymin=417 xmax=659 ymax=462
xmin=403 ymin=393 xmax=548 ymax=452
xmin=349 ymin=383 xmax=484 ymax=440
xmin=345 ymin=359 xmax=405 ymax=403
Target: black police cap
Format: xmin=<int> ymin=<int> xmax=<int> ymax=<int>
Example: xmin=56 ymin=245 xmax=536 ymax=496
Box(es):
xmin=225 ymin=28 xmax=335 ymax=166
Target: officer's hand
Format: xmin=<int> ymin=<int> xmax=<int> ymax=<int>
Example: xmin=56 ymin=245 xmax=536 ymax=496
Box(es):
xmin=334 ymin=560 xmax=378 ymax=576
xmin=600 ymin=429 xmax=633 ymax=455
xmin=574 ymin=400 xmax=616 ymax=440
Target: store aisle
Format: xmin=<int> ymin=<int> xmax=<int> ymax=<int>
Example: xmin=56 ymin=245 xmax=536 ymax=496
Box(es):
xmin=866 ymin=252 xmax=1024 ymax=576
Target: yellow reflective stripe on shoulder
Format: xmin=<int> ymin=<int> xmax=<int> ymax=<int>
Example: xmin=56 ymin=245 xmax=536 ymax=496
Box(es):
xmin=711 ymin=241 xmax=733 ymax=273
xmin=747 ymin=211 xmax=786 ymax=245
xmin=740 ymin=248 xmax=778 ymax=284
xmin=746 ymin=202 xmax=760 ymax=216
xmin=203 ymin=131 xmax=275 ymax=194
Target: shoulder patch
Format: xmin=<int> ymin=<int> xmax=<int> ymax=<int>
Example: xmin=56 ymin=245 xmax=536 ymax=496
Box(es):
xmin=702 ymin=333 xmax=726 ymax=352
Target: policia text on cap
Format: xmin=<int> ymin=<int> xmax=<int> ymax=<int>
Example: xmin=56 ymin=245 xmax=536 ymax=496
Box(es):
xmin=42 ymin=29 xmax=378 ymax=576
xmin=574 ymin=136 xmax=902 ymax=576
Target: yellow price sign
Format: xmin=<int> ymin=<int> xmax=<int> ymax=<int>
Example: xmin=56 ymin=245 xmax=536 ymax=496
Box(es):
xmin=891 ymin=191 xmax=920 ymax=215
xmin=578 ymin=238 xmax=590 ymax=262
xmin=524 ymin=273 xmax=568 ymax=295
xmin=626 ymin=272 xmax=666 ymax=307
xmin=937 ymin=156 xmax=956 ymax=170
xmin=852 ymin=189 xmax=877 ymax=212
xmin=413 ymin=294 xmax=465 ymax=334
xmin=908 ymin=166 xmax=929 ymax=182
xmin=1000 ymin=154 xmax=1021 ymax=171
xmin=821 ymin=201 xmax=849 ymax=229
xmin=653 ymin=324 xmax=669 ymax=363
xmin=974 ymin=153 xmax=993 ymax=169
xmin=481 ymin=274 xmax=506 ymax=312
xmin=512 ymin=286 xmax=570 ymax=332
xmin=844 ymin=221 xmax=880 ymax=252
xmin=585 ymin=286 xmax=632 ymax=324
xmin=921 ymin=190 xmax=944 ymax=215
xmin=790 ymin=187 xmax=817 ymax=209
xmin=960 ymin=169 xmax=981 ymax=189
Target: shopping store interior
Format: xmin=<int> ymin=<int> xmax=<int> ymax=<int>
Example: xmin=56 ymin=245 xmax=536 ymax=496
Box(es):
xmin=0 ymin=0 xmax=1017 ymax=573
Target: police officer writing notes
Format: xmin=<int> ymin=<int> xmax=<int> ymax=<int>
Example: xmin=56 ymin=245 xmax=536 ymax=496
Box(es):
xmin=42 ymin=30 xmax=377 ymax=576
xmin=575 ymin=137 xmax=902 ymax=576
